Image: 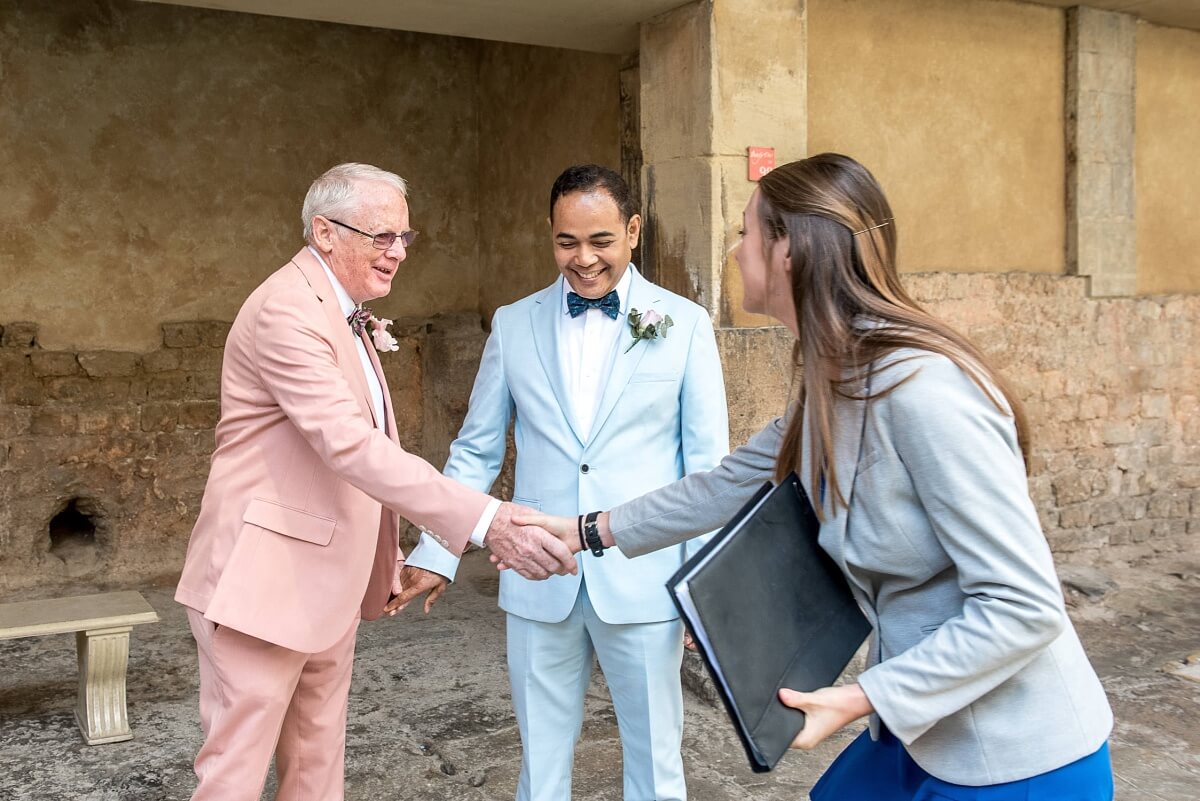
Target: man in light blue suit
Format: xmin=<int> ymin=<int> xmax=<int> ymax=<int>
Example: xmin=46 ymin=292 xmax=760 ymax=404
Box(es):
xmin=405 ymin=165 xmax=728 ymax=800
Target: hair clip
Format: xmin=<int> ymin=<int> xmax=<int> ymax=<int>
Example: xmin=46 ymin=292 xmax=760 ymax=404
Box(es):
xmin=852 ymin=218 xmax=892 ymax=236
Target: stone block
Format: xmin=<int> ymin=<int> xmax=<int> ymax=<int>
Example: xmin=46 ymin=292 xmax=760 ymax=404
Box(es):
xmin=1140 ymin=392 xmax=1170 ymax=419
xmin=161 ymin=322 xmax=204 ymax=349
xmin=78 ymin=409 xmax=139 ymax=435
xmin=30 ymin=351 xmax=81 ymax=378
xmin=1052 ymin=473 xmax=1096 ymax=506
xmin=175 ymin=347 xmax=225 ymax=374
xmin=1078 ymin=394 xmax=1108 ymax=420
xmin=1100 ymin=420 xmax=1135 ymax=445
xmin=2 ymin=376 xmax=44 ymax=406
xmin=141 ymin=350 xmax=182 ymax=373
xmin=190 ymin=372 xmax=221 ymax=400
xmin=1089 ymin=500 xmax=1121 ymax=526
xmin=77 ymin=351 xmax=141 ymax=378
xmin=197 ymin=322 xmax=232 ymax=348
xmin=1058 ymin=504 xmax=1091 ymax=529
xmin=42 ymin=377 xmax=92 ymax=403
xmin=146 ymin=373 xmax=192 ymax=401
xmin=1 ymin=322 xmax=38 ymax=348
xmin=177 ymin=401 xmax=220 ymax=430
xmin=0 ymin=407 xmax=33 ymax=438
xmin=140 ymin=403 xmax=179 ymax=433
xmin=31 ymin=409 xmax=79 ymax=437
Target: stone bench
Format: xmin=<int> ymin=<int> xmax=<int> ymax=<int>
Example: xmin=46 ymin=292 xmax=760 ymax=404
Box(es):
xmin=0 ymin=591 xmax=159 ymax=745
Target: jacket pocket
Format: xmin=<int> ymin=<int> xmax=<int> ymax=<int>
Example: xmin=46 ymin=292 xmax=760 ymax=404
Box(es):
xmin=243 ymin=498 xmax=336 ymax=546
xmin=512 ymin=496 xmax=541 ymax=511
xmin=629 ymin=371 xmax=679 ymax=384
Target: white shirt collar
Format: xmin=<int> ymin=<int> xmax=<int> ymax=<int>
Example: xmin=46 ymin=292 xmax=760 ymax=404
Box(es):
xmin=309 ymin=246 xmax=358 ymax=318
xmin=560 ymin=263 xmax=635 ymax=317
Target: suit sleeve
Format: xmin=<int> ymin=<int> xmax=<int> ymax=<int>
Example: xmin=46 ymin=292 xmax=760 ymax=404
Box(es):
xmin=856 ymin=357 xmax=1067 ymax=745
xmin=407 ymin=310 xmax=515 ymax=581
xmin=252 ymin=287 xmax=490 ymax=555
xmin=609 ymin=404 xmax=791 ymax=558
xmin=678 ymin=312 xmax=731 ymax=560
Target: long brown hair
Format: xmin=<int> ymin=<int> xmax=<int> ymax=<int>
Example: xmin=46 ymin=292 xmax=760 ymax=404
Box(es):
xmin=759 ymin=153 xmax=1030 ymax=516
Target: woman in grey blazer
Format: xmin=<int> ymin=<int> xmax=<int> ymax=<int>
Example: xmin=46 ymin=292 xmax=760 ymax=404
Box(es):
xmin=512 ymin=154 xmax=1114 ymax=799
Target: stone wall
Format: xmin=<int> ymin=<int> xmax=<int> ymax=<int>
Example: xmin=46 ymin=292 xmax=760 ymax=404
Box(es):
xmin=0 ymin=317 xmax=451 ymax=593
xmin=1 ymin=271 xmax=1195 ymax=592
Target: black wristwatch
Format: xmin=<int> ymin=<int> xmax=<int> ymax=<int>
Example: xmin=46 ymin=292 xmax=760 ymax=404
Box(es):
xmin=580 ymin=511 xmax=605 ymax=557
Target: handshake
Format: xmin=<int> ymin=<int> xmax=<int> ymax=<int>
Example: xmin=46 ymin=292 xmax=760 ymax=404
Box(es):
xmin=384 ymin=503 xmax=613 ymax=615
xmin=484 ymin=506 xmax=614 ymax=575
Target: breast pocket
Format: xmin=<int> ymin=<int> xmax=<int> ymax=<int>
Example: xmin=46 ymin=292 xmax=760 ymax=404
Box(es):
xmin=628 ymin=371 xmax=680 ymax=384
xmin=512 ymin=496 xmax=541 ymax=511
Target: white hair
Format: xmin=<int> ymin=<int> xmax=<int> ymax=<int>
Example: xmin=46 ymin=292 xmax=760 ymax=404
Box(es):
xmin=301 ymin=163 xmax=408 ymax=243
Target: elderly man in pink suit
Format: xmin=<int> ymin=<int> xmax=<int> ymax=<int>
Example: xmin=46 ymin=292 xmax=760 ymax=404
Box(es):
xmin=174 ymin=162 xmax=576 ymax=801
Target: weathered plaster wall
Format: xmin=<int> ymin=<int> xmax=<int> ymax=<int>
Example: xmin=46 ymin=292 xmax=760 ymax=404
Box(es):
xmin=1136 ymin=21 xmax=1200 ymax=295
xmin=0 ymin=0 xmax=483 ymax=352
xmin=476 ymin=42 xmax=622 ymax=319
xmin=807 ymin=0 xmax=1066 ymax=274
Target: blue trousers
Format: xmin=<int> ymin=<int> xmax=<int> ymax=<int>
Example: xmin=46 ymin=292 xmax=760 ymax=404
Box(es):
xmin=810 ymin=727 xmax=1113 ymax=801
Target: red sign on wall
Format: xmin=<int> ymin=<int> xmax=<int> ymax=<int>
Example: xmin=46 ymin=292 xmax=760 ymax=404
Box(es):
xmin=747 ymin=147 xmax=775 ymax=181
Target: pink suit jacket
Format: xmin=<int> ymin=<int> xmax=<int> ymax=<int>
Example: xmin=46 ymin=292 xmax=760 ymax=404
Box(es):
xmin=175 ymin=248 xmax=490 ymax=653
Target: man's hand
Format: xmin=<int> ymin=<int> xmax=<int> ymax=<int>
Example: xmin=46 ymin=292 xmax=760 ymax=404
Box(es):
xmin=507 ymin=510 xmax=581 ymax=555
xmin=684 ymin=630 xmax=698 ymax=652
xmin=778 ymin=683 xmax=874 ymax=750
xmin=486 ymin=503 xmax=578 ymax=580
xmin=384 ymin=565 xmax=449 ymax=615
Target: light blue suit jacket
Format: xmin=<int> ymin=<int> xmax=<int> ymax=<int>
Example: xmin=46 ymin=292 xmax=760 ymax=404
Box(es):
xmin=409 ymin=266 xmax=729 ymax=624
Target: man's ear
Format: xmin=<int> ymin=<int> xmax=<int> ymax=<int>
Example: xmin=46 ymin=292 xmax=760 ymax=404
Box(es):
xmin=627 ymin=214 xmax=642 ymax=248
xmin=310 ymin=216 xmax=335 ymax=254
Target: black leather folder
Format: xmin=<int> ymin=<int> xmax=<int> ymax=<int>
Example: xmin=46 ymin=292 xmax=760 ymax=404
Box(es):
xmin=667 ymin=473 xmax=871 ymax=772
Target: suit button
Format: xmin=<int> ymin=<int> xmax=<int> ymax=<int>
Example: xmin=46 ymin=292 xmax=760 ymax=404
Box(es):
xmin=580 ymin=464 xmax=590 ymax=474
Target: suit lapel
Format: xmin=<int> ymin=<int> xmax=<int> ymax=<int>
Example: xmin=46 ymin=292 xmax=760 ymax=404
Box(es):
xmin=588 ymin=267 xmax=656 ymax=442
xmin=291 ymin=249 xmax=378 ymax=428
xmin=807 ymin=379 xmax=870 ymax=596
xmin=530 ymin=279 xmax=586 ymax=446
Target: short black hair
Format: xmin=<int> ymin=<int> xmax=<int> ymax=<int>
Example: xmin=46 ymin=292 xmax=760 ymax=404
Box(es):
xmin=549 ymin=164 xmax=638 ymax=223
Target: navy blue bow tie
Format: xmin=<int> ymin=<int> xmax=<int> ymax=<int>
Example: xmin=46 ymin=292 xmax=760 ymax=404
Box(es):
xmin=567 ymin=290 xmax=620 ymax=319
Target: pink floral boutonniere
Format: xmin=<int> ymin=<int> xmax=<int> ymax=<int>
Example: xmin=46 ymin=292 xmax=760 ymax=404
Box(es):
xmin=625 ymin=307 xmax=673 ymax=353
xmin=348 ymin=307 xmax=399 ymax=352
xmin=369 ymin=317 xmax=399 ymax=352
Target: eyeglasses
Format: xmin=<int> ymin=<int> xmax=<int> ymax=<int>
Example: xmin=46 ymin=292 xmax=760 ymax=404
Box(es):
xmin=328 ymin=219 xmax=419 ymax=249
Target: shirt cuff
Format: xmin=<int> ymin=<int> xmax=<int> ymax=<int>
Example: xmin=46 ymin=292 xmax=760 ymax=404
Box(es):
xmin=471 ymin=497 xmax=502 ymax=547
xmin=405 ymin=533 xmax=462 ymax=583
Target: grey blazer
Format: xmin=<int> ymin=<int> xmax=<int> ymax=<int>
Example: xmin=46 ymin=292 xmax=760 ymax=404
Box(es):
xmin=609 ymin=348 xmax=1112 ymax=785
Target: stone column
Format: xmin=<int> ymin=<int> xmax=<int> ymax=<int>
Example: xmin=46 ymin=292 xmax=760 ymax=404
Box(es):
xmin=1066 ymin=7 xmax=1137 ymax=297
xmin=639 ymin=0 xmax=807 ymax=327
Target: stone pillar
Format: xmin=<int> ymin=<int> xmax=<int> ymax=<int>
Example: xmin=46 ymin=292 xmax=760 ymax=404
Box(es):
xmin=1066 ymin=7 xmax=1137 ymax=297
xmin=639 ymin=0 xmax=807 ymax=327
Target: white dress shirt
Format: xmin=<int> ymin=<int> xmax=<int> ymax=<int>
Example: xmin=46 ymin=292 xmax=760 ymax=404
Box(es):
xmin=310 ymin=246 xmax=501 ymax=552
xmin=559 ymin=265 xmax=633 ymax=440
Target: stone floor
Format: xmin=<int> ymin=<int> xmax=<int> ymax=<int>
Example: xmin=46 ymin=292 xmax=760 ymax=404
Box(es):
xmin=0 ymin=551 xmax=1197 ymax=801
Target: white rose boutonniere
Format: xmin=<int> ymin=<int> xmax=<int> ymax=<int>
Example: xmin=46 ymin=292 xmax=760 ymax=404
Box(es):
xmin=625 ymin=307 xmax=673 ymax=353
